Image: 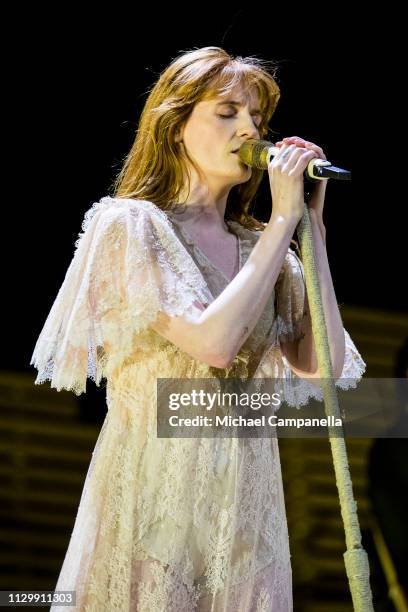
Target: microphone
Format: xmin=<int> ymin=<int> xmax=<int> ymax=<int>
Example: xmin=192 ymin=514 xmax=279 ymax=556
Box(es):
xmin=238 ymin=138 xmax=351 ymax=182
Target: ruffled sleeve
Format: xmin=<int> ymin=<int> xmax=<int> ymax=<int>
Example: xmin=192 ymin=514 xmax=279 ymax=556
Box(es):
xmin=274 ymin=246 xmax=307 ymax=344
xmin=30 ymin=197 xmax=214 ymax=395
xmin=253 ymin=246 xmax=367 ymax=408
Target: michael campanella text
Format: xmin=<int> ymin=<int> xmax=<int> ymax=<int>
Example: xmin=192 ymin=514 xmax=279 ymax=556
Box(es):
xmin=168 ymin=415 xmax=343 ymax=428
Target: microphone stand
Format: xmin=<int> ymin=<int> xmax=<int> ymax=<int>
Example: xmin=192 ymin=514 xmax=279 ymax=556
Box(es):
xmin=296 ymin=195 xmax=374 ymax=611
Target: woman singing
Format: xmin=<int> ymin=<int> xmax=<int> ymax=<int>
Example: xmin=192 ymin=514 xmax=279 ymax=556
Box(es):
xmin=30 ymin=46 xmax=366 ymax=611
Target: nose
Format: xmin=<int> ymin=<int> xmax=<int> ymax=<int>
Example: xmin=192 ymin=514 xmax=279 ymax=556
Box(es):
xmin=236 ymin=111 xmax=259 ymax=140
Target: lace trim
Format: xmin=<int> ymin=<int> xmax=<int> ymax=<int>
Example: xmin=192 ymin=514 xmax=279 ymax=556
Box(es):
xmin=252 ymin=326 xmax=367 ymax=408
xmin=30 ymin=197 xmax=216 ymax=395
xmin=166 ymin=214 xmax=256 ymax=285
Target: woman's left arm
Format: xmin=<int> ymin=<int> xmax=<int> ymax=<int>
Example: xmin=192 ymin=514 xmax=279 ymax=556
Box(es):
xmin=277 ymin=136 xmax=346 ymax=379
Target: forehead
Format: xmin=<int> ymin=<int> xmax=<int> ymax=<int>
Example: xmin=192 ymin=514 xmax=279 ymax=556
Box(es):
xmin=207 ymin=84 xmax=260 ymax=107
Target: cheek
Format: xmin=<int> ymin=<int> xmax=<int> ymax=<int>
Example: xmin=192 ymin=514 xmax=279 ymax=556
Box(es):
xmin=186 ymin=131 xmax=221 ymax=165
xmin=184 ymin=126 xmax=212 ymax=158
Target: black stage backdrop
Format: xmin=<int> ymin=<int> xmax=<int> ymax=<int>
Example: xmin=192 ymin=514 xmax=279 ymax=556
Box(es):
xmin=3 ymin=7 xmax=405 ymax=374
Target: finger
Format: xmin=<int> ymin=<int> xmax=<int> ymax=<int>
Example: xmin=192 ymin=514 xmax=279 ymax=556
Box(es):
xmin=304 ymin=142 xmax=323 ymax=154
xmin=283 ymin=136 xmax=307 ymax=147
xmin=269 ymin=144 xmax=287 ymax=166
xmin=304 ymin=142 xmax=327 ymax=160
xmin=275 ymin=143 xmax=296 ymax=161
xmin=279 ymin=143 xmax=308 ymax=161
xmin=280 ymin=143 xmax=319 ymax=168
xmin=281 ymin=145 xmax=312 ymax=166
xmin=276 ymin=139 xmax=301 ymax=149
xmin=288 ymin=150 xmax=318 ymax=176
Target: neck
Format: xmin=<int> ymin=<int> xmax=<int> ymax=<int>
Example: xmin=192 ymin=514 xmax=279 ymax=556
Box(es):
xmin=173 ymin=177 xmax=233 ymax=233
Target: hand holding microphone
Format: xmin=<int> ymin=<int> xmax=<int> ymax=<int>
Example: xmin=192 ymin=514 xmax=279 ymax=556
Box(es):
xmin=266 ymin=141 xmax=320 ymax=224
xmin=238 ymin=136 xmax=351 ymax=225
xmin=238 ymin=137 xmax=351 ymax=181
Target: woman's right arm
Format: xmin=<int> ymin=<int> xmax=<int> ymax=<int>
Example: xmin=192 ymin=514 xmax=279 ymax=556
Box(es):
xmin=149 ymin=143 xmax=319 ymax=368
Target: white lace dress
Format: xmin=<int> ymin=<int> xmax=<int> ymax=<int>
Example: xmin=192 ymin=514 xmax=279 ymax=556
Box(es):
xmin=30 ymin=196 xmax=366 ymax=611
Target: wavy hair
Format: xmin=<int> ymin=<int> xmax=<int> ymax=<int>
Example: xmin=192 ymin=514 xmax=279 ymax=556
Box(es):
xmin=111 ymin=46 xmax=281 ymax=231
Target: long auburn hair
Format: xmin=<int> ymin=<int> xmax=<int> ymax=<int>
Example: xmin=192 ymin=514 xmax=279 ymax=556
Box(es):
xmin=111 ymin=46 xmax=281 ymax=231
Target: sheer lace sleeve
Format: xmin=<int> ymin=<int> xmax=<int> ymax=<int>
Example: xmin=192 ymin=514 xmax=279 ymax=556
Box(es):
xmin=274 ymin=247 xmax=306 ymax=344
xmin=253 ymin=246 xmax=367 ymax=408
xmin=30 ymin=196 xmax=213 ymax=395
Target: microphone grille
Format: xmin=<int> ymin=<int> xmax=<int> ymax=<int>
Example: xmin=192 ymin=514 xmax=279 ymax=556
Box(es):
xmin=238 ymin=139 xmax=274 ymax=169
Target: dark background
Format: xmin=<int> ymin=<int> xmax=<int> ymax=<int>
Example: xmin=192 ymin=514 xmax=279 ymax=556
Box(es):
xmin=3 ymin=8 xmax=404 ymax=374
xmin=1 ymin=7 xmax=406 ymax=610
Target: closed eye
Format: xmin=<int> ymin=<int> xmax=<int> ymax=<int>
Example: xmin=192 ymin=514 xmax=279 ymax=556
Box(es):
xmin=217 ymin=114 xmax=261 ymax=127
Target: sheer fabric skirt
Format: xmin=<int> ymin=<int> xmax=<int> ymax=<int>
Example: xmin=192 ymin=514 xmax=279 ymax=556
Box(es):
xmin=50 ymin=397 xmax=293 ymax=612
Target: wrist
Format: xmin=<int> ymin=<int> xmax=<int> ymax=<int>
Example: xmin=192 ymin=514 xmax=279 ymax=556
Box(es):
xmin=267 ymin=212 xmax=300 ymax=235
xmin=310 ymin=212 xmax=326 ymax=243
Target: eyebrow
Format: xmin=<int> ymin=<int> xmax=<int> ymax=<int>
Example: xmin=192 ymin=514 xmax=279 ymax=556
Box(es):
xmin=216 ymin=100 xmax=262 ymax=114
